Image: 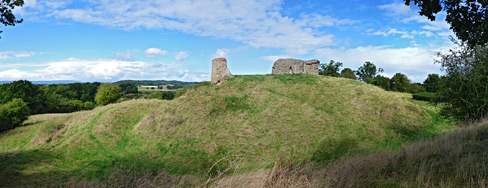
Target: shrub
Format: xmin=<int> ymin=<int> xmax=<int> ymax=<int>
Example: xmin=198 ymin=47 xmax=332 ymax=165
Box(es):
xmin=95 ymin=83 xmax=122 ymax=106
xmin=435 ymin=43 xmax=488 ymax=121
xmin=0 ymin=98 xmax=31 ymax=132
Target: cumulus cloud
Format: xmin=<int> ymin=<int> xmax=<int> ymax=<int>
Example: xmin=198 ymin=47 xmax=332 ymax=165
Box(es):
xmin=21 ymin=0 xmax=358 ymax=55
xmin=0 ymin=58 xmax=209 ymax=82
xmin=314 ymin=44 xmax=453 ymax=82
xmin=174 ymin=52 xmax=189 ymax=61
xmin=214 ymin=48 xmax=230 ymax=58
xmin=0 ymin=51 xmax=37 ymax=60
xmin=144 ymin=48 xmax=168 ymax=58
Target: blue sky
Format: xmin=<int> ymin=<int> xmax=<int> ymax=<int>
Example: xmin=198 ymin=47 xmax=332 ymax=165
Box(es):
xmin=0 ymin=0 xmax=455 ymax=82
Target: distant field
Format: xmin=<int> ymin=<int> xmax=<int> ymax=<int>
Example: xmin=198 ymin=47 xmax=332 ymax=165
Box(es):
xmin=0 ymin=74 xmax=457 ymax=187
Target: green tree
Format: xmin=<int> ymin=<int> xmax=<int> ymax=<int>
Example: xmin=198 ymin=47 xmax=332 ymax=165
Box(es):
xmin=95 ymin=83 xmax=122 ymax=106
xmin=373 ymin=75 xmax=391 ymax=90
xmin=423 ymin=73 xmax=441 ymax=92
xmin=319 ymin=60 xmax=343 ymax=77
xmin=404 ymin=0 xmax=488 ymax=46
xmin=355 ymin=62 xmax=384 ymax=81
xmin=340 ymin=68 xmax=357 ymax=80
xmin=390 ymin=73 xmax=411 ymax=92
xmin=0 ymin=98 xmax=30 ymax=132
xmin=0 ymin=80 xmax=46 ymax=114
xmin=435 ymin=43 xmax=488 ymax=121
xmin=407 ymin=83 xmax=426 ymax=94
xmin=0 ymin=0 xmax=24 ymax=38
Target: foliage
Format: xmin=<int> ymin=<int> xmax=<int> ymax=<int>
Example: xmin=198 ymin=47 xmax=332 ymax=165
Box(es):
xmin=0 ymin=98 xmax=30 ymax=132
xmin=435 ymin=43 xmax=488 ymax=121
xmin=319 ymin=60 xmax=343 ymax=77
xmin=145 ymin=91 xmax=176 ymax=100
xmin=340 ymin=68 xmax=356 ymax=80
xmin=0 ymin=80 xmax=46 ymax=114
xmin=390 ymin=73 xmax=411 ymax=92
xmin=119 ymin=83 xmax=138 ymax=94
xmin=405 ymin=0 xmax=488 ymax=46
xmin=423 ymin=73 xmax=441 ymax=93
xmin=355 ymin=61 xmax=384 ymax=81
xmin=95 ymin=83 xmax=122 ymax=106
xmin=412 ymin=92 xmax=435 ymax=101
xmin=0 ymin=0 xmax=24 ymax=38
xmin=372 ymin=75 xmax=391 ymax=90
xmin=407 ymin=83 xmax=426 ymax=94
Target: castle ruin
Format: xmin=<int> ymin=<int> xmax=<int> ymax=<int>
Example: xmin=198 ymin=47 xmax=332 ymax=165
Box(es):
xmin=271 ymin=58 xmax=320 ymax=75
xmin=211 ymin=58 xmax=234 ymax=85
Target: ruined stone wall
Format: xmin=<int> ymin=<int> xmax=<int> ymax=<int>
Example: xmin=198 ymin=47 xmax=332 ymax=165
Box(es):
xmin=304 ymin=59 xmax=320 ymax=75
xmin=272 ymin=58 xmax=320 ymax=75
xmin=211 ymin=58 xmax=234 ymax=85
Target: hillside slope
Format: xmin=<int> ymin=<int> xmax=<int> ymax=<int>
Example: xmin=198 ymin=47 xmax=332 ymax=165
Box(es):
xmin=0 ymin=74 xmax=452 ymax=187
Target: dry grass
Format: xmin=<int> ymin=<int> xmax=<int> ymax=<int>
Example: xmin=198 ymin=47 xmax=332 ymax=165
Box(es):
xmin=209 ymin=119 xmax=488 ymax=188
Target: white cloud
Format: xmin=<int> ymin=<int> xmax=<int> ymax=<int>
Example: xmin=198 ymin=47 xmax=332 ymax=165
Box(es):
xmin=23 ymin=0 xmax=358 ymax=55
xmin=378 ymin=3 xmax=413 ymax=16
xmin=314 ymin=44 xmax=454 ymax=82
xmin=113 ymin=52 xmax=135 ymax=61
xmin=0 ymin=58 xmax=209 ymax=82
xmin=377 ymin=3 xmax=454 ymax=39
xmin=143 ymin=48 xmax=168 ymax=58
xmin=214 ymin=48 xmax=230 ymax=58
xmin=0 ymin=51 xmax=37 ymax=60
xmin=174 ymin=51 xmax=189 ymax=61
xmin=261 ymin=55 xmax=290 ymax=63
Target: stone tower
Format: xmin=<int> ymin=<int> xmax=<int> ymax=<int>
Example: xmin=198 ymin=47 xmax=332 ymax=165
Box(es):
xmin=211 ymin=58 xmax=234 ymax=85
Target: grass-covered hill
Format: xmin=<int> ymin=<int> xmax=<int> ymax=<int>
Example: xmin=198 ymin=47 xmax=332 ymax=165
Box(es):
xmin=0 ymin=74 xmax=454 ymax=187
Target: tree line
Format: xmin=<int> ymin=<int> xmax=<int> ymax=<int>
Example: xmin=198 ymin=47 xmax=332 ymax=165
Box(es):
xmin=319 ymin=61 xmax=433 ymax=94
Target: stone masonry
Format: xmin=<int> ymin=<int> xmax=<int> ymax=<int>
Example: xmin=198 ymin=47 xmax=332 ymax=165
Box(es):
xmin=272 ymin=58 xmax=320 ymax=75
xmin=211 ymin=58 xmax=234 ymax=85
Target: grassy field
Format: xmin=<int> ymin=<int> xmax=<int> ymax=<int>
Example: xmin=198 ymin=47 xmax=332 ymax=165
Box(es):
xmin=0 ymin=74 xmax=456 ymax=187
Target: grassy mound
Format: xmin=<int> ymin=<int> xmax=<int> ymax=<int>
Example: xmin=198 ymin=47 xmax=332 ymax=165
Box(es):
xmin=0 ymin=74 xmax=453 ymax=187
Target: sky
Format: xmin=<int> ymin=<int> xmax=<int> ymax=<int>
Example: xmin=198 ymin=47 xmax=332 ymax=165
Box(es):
xmin=0 ymin=0 xmax=456 ymax=82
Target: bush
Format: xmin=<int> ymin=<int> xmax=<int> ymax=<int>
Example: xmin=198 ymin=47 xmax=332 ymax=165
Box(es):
xmin=435 ymin=43 xmax=488 ymax=121
xmin=0 ymin=98 xmax=31 ymax=132
xmin=412 ymin=92 xmax=435 ymax=102
xmin=95 ymin=83 xmax=122 ymax=106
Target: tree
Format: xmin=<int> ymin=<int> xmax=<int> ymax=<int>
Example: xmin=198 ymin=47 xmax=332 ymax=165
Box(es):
xmin=404 ymin=0 xmax=488 ymax=46
xmin=340 ymin=68 xmax=357 ymax=80
xmin=373 ymin=75 xmax=391 ymax=90
xmin=0 ymin=0 xmax=24 ymax=38
xmin=435 ymin=43 xmax=488 ymax=121
xmin=0 ymin=98 xmax=30 ymax=132
xmin=355 ymin=62 xmax=384 ymax=81
xmin=319 ymin=60 xmax=343 ymax=77
xmin=95 ymin=83 xmax=122 ymax=106
xmin=423 ymin=73 xmax=441 ymax=92
xmin=390 ymin=73 xmax=411 ymax=92
xmin=0 ymin=80 xmax=46 ymax=114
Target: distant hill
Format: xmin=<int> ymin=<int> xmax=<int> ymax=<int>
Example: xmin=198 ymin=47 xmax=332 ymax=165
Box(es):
xmin=0 ymin=74 xmax=455 ymax=187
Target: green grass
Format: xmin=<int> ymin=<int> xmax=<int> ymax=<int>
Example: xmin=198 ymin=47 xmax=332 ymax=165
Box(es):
xmin=0 ymin=74 xmax=455 ymax=187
